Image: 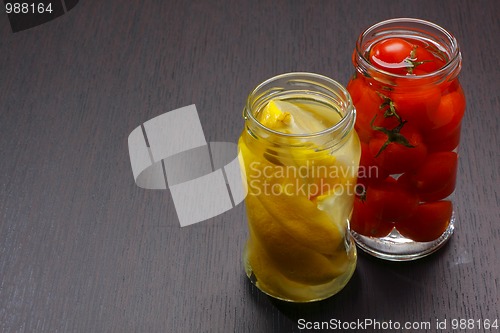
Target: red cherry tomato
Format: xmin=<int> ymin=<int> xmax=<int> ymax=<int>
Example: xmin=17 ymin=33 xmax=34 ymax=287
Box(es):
xmin=426 ymin=124 xmax=461 ymax=153
xmin=410 ymin=38 xmax=448 ymax=72
xmin=348 ymin=75 xmax=401 ymax=143
xmin=368 ymin=122 xmax=427 ymax=174
xmin=350 ymin=194 xmax=394 ymax=237
xmin=411 ymin=44 xmax=445 ymax=73
xmin=398 ymin=152 xmax=458 ymax=202
xmin=369 ymin=38 xmax=415 ymax=75
xmin=427 ymin=88 xmax=465 ymax=130
xmin=347 ymin=74 xmax=367 ymax=105
xmin=348 ymin=76 xmax=377 ymax=142
xmin=442 ymin=78 xmax=462 ymax=94
xmin=423 ymin=86 xmax=466 ymax=149
xmin=390 ymin=87 xmax=442 ymax=130
xmin=348 ymin=76 xmax=394 ymax=143
xmin=357 ymin=142 xmax=390 ymax=184
xmin=397 ymin=201 xmax=453 ymax=242
xmin=369 ymin=37 xmax=446 ymax=75
xmin=356 ymin=178 xmax=419 ymax=223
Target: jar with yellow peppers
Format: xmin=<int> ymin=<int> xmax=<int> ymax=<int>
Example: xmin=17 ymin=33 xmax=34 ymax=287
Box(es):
xmin=347 ymin=18 xmax=465 ymax=260
xmin=238 ymin=73 xmax=360 ymax=302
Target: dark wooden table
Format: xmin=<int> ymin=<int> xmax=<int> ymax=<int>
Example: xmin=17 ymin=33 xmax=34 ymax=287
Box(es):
xmin=1 ymin=1 xmax=499 ymax=332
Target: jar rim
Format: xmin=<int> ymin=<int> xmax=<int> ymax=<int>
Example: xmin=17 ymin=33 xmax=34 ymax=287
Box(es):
xmin=354 ymin=17 xmax=461 ymax=81
xmin=244 ymin=72 xmax=356 ymax=139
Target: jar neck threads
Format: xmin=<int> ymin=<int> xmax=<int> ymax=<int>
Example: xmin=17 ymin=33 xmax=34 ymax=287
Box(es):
xmin=353 ymin=18 xmax=462 ymax=88
xmin=243 ymin=72 xmax=356 ymax=151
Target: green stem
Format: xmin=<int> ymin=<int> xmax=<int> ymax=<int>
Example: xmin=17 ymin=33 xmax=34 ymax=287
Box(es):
xmin=370 ymin=116 xmax=415 ymax=157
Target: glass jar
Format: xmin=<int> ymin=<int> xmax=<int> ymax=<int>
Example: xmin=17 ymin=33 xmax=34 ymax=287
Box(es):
xmin=347 ymin=18 xmax=465 ymax=260
xmin=238 ymin=72 xmax=360 ymax=302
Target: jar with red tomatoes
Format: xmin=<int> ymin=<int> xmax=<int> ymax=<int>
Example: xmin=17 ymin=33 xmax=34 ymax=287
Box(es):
xmin=347 ymin=18 xmax=465 ymax=260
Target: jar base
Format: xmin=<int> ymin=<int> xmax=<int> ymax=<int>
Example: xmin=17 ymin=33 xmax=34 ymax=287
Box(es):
xmin=243 ymin=238 xmax=357 ymax=303
xmin=351 ymin=211 xmax=455 ymax=261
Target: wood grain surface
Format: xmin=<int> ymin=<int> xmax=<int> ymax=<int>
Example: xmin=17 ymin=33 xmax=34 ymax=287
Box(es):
xmin=0 ymin=0 xmax=499 ymax=332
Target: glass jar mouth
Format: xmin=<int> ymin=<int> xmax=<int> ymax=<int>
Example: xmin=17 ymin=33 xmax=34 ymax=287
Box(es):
xmin=354 ymin=18 xmax=461 ymax=81
xmin=244 ymin=72 xmax=356 ymax=139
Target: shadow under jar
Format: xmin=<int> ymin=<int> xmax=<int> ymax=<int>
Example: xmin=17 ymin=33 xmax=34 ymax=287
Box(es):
xmin=347 ymin=18 xmax=465 ymax=261
xmin=239 ymin=73 xmax=360 ymax=302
